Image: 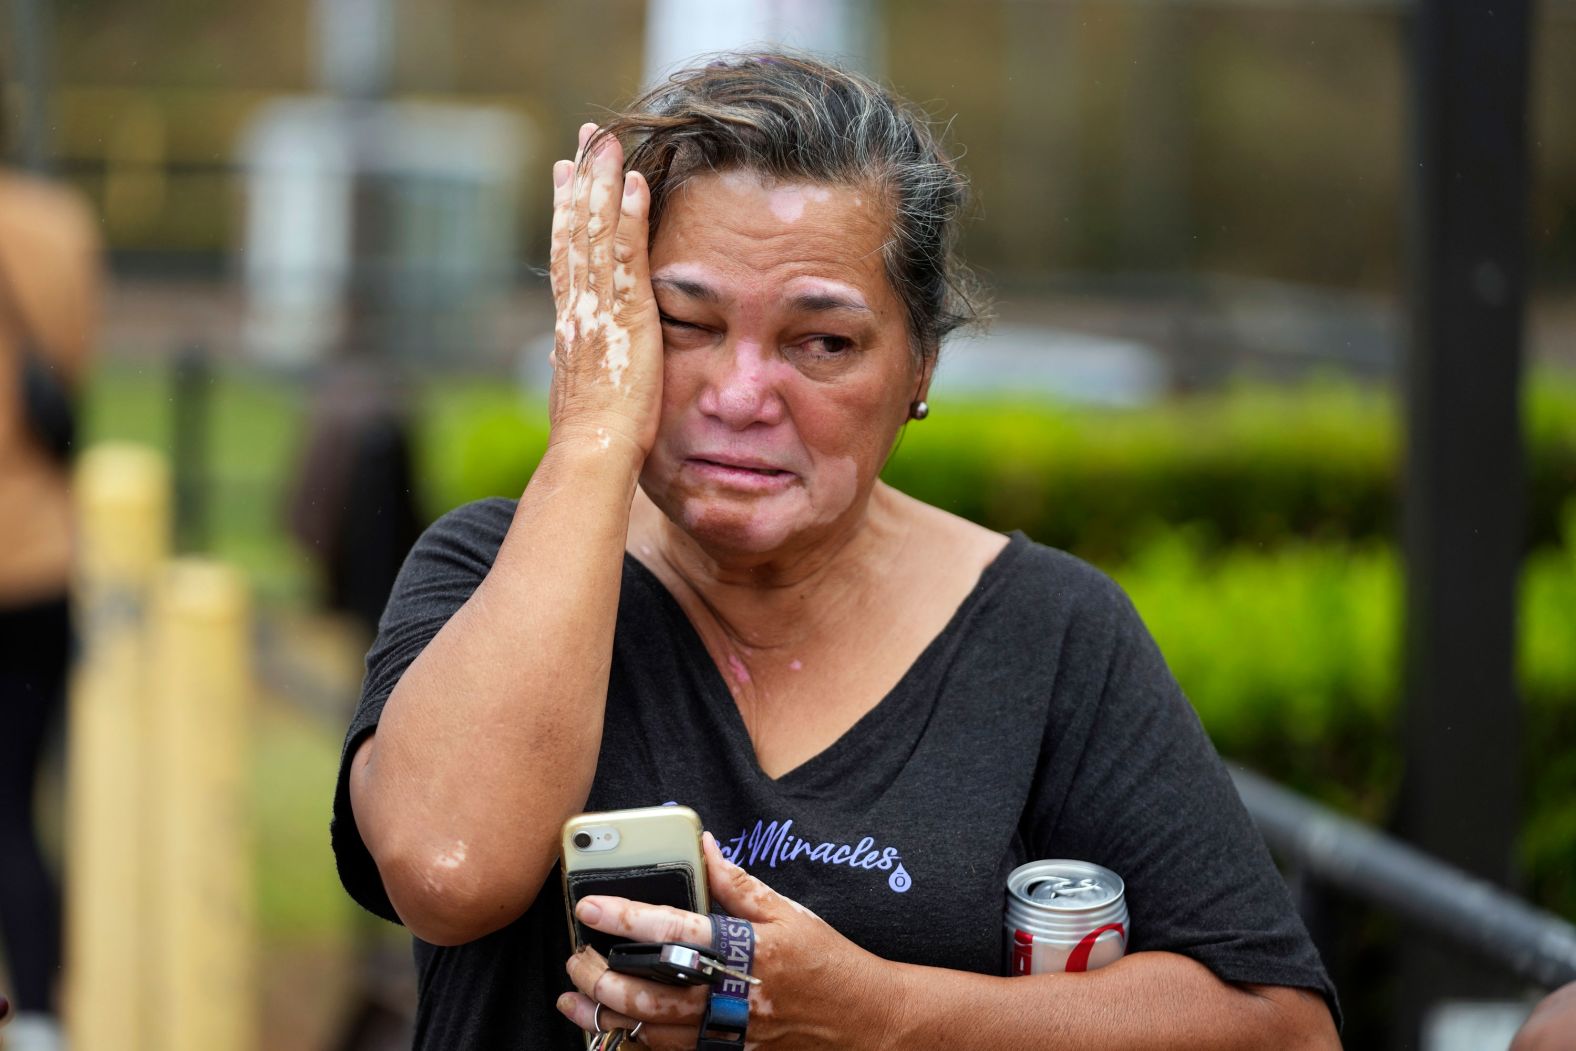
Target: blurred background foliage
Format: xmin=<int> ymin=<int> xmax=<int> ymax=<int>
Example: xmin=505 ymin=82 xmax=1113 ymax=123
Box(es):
xmin=21 ymin=0 xmax=1576 ymax=285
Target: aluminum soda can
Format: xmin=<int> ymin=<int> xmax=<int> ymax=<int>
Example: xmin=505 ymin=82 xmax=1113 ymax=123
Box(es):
xmin=1004 ymin=859 xmax=1129 ymax=975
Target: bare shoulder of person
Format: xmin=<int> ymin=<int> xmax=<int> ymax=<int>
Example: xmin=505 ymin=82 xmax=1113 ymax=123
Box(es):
xmin=0 ymin=172 xmax=102 ymax=370
xmin=0 ymin=172 xmax=98 ymax=250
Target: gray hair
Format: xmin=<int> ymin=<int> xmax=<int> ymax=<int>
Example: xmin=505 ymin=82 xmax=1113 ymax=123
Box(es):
xmin=594 ymin=50 xmax=987 ymax=365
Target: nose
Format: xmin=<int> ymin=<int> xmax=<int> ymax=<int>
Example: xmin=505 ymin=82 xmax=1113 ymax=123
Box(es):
xmin=696 ymin=339 xmax=786 ymax=429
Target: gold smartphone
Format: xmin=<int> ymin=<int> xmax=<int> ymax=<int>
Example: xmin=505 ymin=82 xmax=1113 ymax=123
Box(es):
xmin=561 ymin=804 xmax=708 ymax=958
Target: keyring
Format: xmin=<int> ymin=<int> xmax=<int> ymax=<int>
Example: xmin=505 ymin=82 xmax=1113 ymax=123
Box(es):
xmin=594 ymin=1001 xmax=608 ymax=1034
xmin=629 ymin=1021 xmax=645 ymax=1043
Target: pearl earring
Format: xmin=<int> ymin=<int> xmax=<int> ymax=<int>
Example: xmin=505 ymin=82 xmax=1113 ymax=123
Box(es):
xmin=910 ymin=400 xmax=930 ymax=420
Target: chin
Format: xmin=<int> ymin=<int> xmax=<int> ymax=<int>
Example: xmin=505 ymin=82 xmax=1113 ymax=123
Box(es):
xmin=676 ymin=495 xmax=808 ymax=556
xmin=642 ymin=474 xmax=815 ymax=557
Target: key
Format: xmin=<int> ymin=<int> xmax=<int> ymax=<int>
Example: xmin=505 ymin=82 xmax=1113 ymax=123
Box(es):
xmin=696 ymin=955 xmax=762 ymax=987
xmin=607 ymin=941 xmax=762 ymax=988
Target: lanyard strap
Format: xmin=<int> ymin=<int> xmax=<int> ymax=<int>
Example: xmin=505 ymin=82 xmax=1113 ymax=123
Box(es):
xmin=697 ymin=913 xmax=754 ymax=1049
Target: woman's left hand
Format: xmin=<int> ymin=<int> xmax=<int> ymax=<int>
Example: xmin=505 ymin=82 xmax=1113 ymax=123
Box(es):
xmin=560 ymin=831 xmax=901 ymax=1049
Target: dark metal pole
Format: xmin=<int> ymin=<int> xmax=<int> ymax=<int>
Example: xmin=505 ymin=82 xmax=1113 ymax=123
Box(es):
xmin=7 ymin=0 xmax=53 ymax=173
xmin=1400 ymin=0 xmax=1531 ymax=1042
xmin=172 ymin=345 xmax=211 ymax=554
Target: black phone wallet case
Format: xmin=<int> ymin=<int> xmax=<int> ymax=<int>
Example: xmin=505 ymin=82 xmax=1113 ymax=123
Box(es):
xmin=565 ymin=863 xmax=701 ymax=957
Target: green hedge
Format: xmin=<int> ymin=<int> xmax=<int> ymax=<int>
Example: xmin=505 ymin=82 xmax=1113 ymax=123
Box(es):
xmin=1115 ymin=512 xmax=1576 ymax=922
xmin=431 ymin=378 xmax=1576 ymax=562
xmin=881 ymin=378 xmax=1576 ymax=561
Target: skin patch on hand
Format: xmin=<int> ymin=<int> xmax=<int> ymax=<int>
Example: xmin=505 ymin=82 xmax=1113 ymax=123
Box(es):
xmin=601 ymin=316 xmax=631 ymax=389
xmin=613 ymin=261 xmax=637 ymax=297
xmin=567 ymin=289 xmax=605 ymax=364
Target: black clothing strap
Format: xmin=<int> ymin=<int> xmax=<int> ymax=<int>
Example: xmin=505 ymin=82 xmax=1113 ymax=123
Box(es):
xmin=0 ymin=248 xmax=76 ymax=463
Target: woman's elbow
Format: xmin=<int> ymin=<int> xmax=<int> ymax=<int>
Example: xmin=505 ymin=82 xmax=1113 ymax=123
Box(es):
xmin=380 ymin=848 xmax=538 ymax=947
xmin=1245 ymin=985 xmax=1341 ymax=1051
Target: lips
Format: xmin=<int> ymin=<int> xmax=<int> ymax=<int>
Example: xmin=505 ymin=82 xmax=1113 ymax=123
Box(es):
xmin=690 ymin=456 xmax=789 ymax=475
xmin=683 ymin=455 xmax=797 ymax=491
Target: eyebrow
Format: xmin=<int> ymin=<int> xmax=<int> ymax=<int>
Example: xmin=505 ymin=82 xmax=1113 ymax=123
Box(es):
xmin=650 ymin=277 xmax=720 ymax=303
xmin=789 ymin=290 xmax=872 ymax=315
xmin=650 ymin=277 xmax=872 ymax=315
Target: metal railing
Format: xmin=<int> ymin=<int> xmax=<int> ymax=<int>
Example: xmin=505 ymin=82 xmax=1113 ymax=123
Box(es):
xmin=1230 ymin=764 xmax=1576 ymax=991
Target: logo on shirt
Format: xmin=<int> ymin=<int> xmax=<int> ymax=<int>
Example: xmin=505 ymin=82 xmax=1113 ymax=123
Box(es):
xmin=719 ymin=818 xmax=913 ymax=894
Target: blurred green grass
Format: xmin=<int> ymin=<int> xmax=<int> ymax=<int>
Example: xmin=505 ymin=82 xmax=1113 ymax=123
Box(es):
xmin=252 ymin=700 xmax=354 ymax=938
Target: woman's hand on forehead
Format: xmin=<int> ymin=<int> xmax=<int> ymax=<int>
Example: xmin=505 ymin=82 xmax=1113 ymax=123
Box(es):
xmin=547 ymin=124 xmax=664 ymax=459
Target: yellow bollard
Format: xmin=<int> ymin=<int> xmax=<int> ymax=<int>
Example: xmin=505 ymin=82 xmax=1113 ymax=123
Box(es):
xmin=67 ymin=444 xmax=170 ymax=1051
xmin=146 ymin=559 xmax=255 ymax=1051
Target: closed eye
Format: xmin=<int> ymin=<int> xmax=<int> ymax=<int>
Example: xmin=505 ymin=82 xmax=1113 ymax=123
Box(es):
xmin=802 ymin=335 xmax=854 ymax=356
xmin=659 ymin=314 xmax=703 ymax=330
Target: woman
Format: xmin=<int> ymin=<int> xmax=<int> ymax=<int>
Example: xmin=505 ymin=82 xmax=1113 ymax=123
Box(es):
xmin=0 ymin=165 xmax=97 ymax=1049
xmin=333 ymin=53 xmax=1340 ymax=1049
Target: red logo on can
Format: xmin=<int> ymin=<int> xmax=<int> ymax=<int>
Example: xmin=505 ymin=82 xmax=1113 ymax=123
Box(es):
xmin=1065 ymin=922 xmax=1127 ymax=973
xmin=1012 ymin=929 xmax=1035 ymax=976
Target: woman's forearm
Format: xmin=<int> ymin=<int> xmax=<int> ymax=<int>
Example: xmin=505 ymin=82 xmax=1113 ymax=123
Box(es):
xmin=349 ymin=432 xmax=644 ymax=944
xmin=879 ymin=951 xmax=1339 ymax=1051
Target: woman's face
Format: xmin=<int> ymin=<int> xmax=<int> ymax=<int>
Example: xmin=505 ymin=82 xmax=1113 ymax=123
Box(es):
xmin=639 ymin=168 xmax=922 ymax=558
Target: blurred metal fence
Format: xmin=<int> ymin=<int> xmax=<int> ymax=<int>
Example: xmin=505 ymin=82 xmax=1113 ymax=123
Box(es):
xmin=1232 ymin=765 xmax=1576 ymax=993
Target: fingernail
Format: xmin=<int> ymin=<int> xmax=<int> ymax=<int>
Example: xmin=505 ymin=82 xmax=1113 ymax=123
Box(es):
xmin=623 ymin=171 xmax=637 ymax=198
xmin=556 ymin=992 xmax=574 ymax=1014
xmin=578 ymin=899 xmax=603 ymax=923
xmin=579 ymin=122 xmax=596 ymax=148
xmin=554 ymin=160 xmax=571 ymax=189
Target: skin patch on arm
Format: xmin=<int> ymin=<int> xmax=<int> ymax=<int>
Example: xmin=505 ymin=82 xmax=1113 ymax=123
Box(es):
xmin=434 ymin=840 xmax=469 ymax=869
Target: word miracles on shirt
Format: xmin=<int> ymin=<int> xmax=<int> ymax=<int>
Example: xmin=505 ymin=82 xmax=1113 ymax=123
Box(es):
xmin=719 ymin=817 xmax=913 ymax=893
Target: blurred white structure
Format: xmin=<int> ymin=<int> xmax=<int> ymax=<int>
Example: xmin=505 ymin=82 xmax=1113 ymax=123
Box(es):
xmin=643 ymin=0 xmax=879 ymax=84
xmin=936 ymin=324 xmax=1165 ymax=407
xmin=314 ymin=0 xmax=395 ymax=99
xmin=238 ymin=100 xmax=526 ymax=365
xmin=238 ymin=0 xmax=525 ymax=366
xmin=1423 ymin=1000 xmax=1533 ymax=1051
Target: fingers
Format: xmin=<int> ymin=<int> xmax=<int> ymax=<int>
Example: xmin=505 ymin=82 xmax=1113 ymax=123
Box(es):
xmin=579 ymin=131 xmax=625 ymax=302
xmin=611 ymin=170 xmax=652 ymax=315
xmin=565 ymin=948 xmax=708 ymax=1024
xmin=550 ymin=122 xmax=594 ymax=322
xmin=576 ymin=896 xmax=712 ymax=945
xmin=556 ymin=991 xmax=694 ymax=1049
xmin=570 ymin=128 xmax=613 ymax=301
xmin=558 ymin=122 xmax=639 ymax=375
xmin=548 ymin=158 xmax=573 ymax=306
xmin=703 ymin=831 xmax=785 ymax=923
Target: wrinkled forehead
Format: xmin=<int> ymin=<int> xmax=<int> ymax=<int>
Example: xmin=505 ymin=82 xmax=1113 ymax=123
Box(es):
xmin=661 ymin=166 xmax=891 ymax=225
xmin=650 ymin=168 xmax=900 ymax=315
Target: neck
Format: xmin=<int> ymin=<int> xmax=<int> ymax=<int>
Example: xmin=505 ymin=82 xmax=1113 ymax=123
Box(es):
xmin=629 ymin=485 xmax=909 ymax=656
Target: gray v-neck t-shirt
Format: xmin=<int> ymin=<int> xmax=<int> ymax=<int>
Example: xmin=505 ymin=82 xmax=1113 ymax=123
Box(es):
xmin=331 ymin=497 xmax=1337 ymax=1048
